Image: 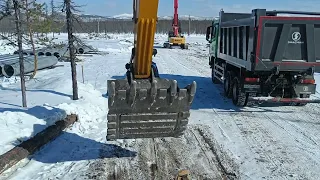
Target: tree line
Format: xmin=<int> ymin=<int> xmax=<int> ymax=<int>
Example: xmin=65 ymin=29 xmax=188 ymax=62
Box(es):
xmin=77 ymin=19 xmax=212 ymax=34
xmin=0 ymin=15 xmax=212 ymax=35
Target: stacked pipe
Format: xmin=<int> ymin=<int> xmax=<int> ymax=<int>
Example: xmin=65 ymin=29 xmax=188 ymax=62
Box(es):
xmin=74 ymin=36 xmax=99 ymax=54
xmin=0 ymin=54 xmax=58 ymax=78
xmin=0 ymin=54 xmax=27 ymax=76
xmin=12 ymin=38 xmax=99 ymax=58
xmin=13 ymin=46 xmax=67 ymax=58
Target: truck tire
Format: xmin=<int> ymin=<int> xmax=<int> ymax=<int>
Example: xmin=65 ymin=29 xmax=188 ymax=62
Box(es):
xmin=231 ymin=76 xmax=247 ymax=107
xmin=224 ymin=71 xmax=233 ymax=98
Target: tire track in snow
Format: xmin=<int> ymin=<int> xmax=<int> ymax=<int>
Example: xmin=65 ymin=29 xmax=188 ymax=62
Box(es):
xmin=257 ymin=104 xmax=320 ymax=148
xmin=231 ymin=112 xmax=293 ymax=179
xmin=258 ymin=108 xmax=320 ymax=167
xmin=264 ymin=110 xmax=319 ymax=147
xmin=83 ymin=127 xmax=229 ymax=180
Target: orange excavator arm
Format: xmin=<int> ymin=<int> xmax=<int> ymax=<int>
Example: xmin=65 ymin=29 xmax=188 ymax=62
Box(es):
xmin=132 ymin=0 xmax=159 ymax=79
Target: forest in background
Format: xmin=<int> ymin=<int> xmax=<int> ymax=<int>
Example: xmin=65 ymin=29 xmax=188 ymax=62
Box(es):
xmin=0 ymin=16 xmax=212 ymax=35
xmin=0 ymin=0 xmax=213 ymax=38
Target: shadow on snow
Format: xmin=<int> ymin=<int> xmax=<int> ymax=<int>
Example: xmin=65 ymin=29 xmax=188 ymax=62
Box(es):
xmin=0 ymin=86 xmax=72 ymax=99
xmin=2 ymin=106 xmax=136 ymax=163
xmin=30 ymin=130 xmax=137 ymax=163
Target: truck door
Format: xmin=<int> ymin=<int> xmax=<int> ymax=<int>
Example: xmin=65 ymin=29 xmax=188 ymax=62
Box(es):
xmin=206 ymin=22 xmax=218 ymax=58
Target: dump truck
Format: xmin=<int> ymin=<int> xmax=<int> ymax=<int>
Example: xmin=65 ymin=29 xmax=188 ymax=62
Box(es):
xmin=206 ymin=9 xmax=320 ymax=107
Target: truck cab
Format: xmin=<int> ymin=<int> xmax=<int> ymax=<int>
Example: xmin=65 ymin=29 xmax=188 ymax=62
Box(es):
xmin=206 ymin=19 xmax=219 ymax=67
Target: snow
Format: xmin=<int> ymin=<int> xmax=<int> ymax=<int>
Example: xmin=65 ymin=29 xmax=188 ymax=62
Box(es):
xmin=0 ymin=33 xmax=320 ymax=179
xmin=111 ymin=13 xmax=133 ymax=19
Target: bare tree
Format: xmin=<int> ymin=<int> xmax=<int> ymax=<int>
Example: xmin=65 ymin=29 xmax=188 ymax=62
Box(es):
xmin=24 ymin=0 xmax=38 ymax=79
xmin=0 ymin=0 xmax=12 ymax=20
xmin=63 ymin=0 xmax=78 ymax=100
xmin=50 ymin=0 xmax=55 ymax=38
xmin=12 ymin=0 xmax=27 ymax=107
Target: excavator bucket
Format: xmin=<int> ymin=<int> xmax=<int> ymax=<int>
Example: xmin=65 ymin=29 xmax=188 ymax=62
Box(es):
xmin=106 ymin=77 xmax=196 ymax=140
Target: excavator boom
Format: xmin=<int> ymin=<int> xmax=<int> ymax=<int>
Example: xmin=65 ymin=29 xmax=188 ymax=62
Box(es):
xmin=106 ymin=0 xmax=196 ymax=140
xmin=133 ymin=0 xmax=158 ymax=79
xmin=173 ymin=0 xmax=179 ymax=36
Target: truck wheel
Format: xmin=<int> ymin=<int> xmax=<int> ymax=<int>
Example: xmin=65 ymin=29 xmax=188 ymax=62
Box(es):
xmin=232 ymin=76 xmax=247 ymax=107
xmin=224 ymin=71 xmax=233 ymax=98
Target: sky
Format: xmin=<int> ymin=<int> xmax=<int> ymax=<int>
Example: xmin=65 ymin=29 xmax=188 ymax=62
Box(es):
xmin=38 ymin=0 xmax=320 ymax=17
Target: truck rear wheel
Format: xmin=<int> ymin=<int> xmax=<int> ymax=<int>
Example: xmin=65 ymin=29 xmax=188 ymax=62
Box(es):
xmin=232 ymin=76 xmax=247 ymax=107
xmin=224 ymin=71 xmax=233 ymax=98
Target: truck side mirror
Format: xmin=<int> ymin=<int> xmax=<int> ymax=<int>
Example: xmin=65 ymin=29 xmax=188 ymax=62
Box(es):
xmin=206 ymin=26 xmax=212 ymax=42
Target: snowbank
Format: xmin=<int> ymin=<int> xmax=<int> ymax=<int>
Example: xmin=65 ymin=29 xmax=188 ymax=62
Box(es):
xmin=0 ymin=79 xmax=107 ymax=156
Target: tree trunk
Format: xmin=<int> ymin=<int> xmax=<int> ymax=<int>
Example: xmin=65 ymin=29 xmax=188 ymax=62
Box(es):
xmin=13 ymin=0 xmax=27 ymax=108
xmin=0 ymin=114 xmax=78 ymax=174
xmin=65 ymin=0 xmax=78 ymax=100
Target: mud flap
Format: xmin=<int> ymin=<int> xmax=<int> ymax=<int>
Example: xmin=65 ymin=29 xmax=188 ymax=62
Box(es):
xmin=106 ymin=78 xmax=196 ymax=140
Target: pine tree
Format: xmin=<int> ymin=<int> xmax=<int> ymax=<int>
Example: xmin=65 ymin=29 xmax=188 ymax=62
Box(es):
xmin=63 ymin=0 xmax=78 ymax=100
xmin=13 ymin=0 xmax=27 ymax=107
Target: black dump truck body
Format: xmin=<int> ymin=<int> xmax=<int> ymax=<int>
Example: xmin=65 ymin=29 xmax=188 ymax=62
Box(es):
xmin=206 ymin=9 xmax=320 ymax=106
xmin=218 ymin=9 xmax=320 ymax=72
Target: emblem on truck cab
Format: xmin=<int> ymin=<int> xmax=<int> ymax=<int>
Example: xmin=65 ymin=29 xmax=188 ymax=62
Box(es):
xmin=292 ymin=32 xmax=301 ymax=41
xmin=289 ymin=32 xmax=304 ymax=44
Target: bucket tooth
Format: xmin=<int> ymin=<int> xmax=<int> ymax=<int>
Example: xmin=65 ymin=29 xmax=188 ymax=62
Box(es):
xmin=188 ymin=81 xmax=197 ymax=104
xmin=128 ymin=80 xmax=137 ymax=106
xmin=106 ymin=78 xmax=197 ymax=140
xmin=169 ymin=80 xmax=178 ymax=104
xmin=109 ymin=81 xmax=116 ymax=106
xmin=150 ymin=80 xmax=157 ymax=104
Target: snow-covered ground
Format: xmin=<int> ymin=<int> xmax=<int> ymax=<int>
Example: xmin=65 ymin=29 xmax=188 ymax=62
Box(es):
xmin=0 ymin=33 xmax=320 ymax=179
